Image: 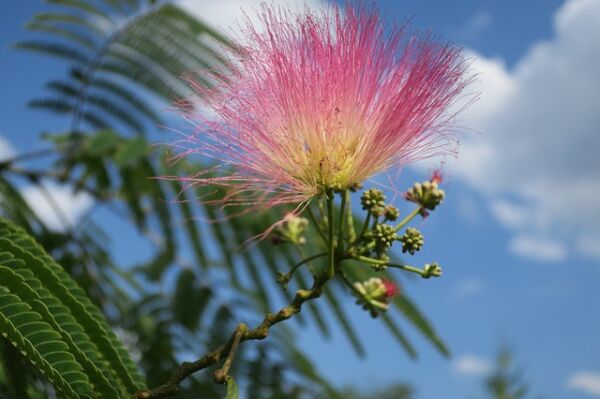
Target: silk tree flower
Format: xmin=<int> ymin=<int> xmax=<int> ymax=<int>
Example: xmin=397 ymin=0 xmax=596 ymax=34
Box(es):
xmin=173 ymin=3 xmax=471 ymax=210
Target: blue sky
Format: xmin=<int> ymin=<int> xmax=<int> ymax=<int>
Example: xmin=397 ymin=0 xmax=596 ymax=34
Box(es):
xmin=1 ymin=1 xmax=600 ymax=398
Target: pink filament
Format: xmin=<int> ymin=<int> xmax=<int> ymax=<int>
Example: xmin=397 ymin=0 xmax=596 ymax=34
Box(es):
xmin=171 ymin=2 xmax=472 ymax=210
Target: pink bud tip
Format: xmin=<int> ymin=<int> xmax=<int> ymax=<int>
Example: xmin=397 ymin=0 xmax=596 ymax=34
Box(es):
xmin=383 ymin=280 xmax=399 ymax=298
xmin=431 ymin=170 xmax=444 ymax=184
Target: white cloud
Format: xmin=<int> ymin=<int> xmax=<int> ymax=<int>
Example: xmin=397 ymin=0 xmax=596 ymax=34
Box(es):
xmin=177 ymin=0 xmax=328 ymax=37
xmin=21 ymin=183 xmax=93 ymax=231
xmin=456 ymin=195 xmax=482 ymax=225
xmin=451 ymin=0 xmax=600 ymax=261
xmin=174 ymin=0 xmax=329 ymax=116
xmin=453 ymin=355 xmax=493 ymax=376
xmin=577 ymin=234 xmax=600 ymax=260
xmin=455 ymin=10 xmax=492 ymax=40
xmin=509 ymin=234 xmax=568 ymax=262
xmin=489 ymin=199 xmax=530 ymax=230
xmin=455 ymin=278 xmax=484 ymax=298
xmin=0 ymin=134 xmax=15 ymax=161
xmin=567 ymin=371 xmax=600 ymax=396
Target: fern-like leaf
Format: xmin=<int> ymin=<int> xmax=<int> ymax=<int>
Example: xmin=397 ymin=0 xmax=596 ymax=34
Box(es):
xmin=394 ymin=295 xmax=450 ymax=357
xmin=0 ymin=219 xmax=147 ymax=395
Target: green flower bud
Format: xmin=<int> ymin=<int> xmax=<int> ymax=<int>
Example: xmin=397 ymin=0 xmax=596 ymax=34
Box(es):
xmin=383 ymin=205 xmax=400 ymax=221
xmin=373 ymin=223 xmax=399 ymax=251
xmin=352 ymin=277 xmax=398 ymax=317
xmin=350 ymin=182 xmax=364 ymax=192
xmin=405 ymin=181 xmax=445 ymax=214
xmin=422 ymin=262 xmax=442 ymax=278
xmin=371 ymin=206 xmax=385 ymax=218
xmin=276 ymin=271 xmax=291 ymax=287
xmin=399 ymin=227 xmax=424 ymax=255
xmin=370 ymin=263 xmax=387 ymax=272
xmin=349 ymin=245 xmax=372 ymax=258
xmin=361 ymin=188 xmax=386 ymax=212
xmin=274 ymin=213 xmax=309 ymax=245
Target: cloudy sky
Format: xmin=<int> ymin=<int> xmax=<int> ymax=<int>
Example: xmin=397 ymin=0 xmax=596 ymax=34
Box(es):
xmin=1 ymin=0 xmax=599 ymax=398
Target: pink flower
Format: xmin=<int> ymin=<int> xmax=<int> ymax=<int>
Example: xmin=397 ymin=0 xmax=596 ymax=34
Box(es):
xmin=174 ymin=3 xmax=471 ymax=210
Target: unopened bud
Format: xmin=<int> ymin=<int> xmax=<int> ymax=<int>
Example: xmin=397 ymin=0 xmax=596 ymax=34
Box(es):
xmin=274 ymin=213 xmax=309 ymax=245
xmin=399 ymin=227 xmax=424 ymax=255
xmin=361 ymin=188 xmax=386 ymax=212
xmin=373 ymin=224 xmax=399 ymax=251
xmin=405 ymin=180 xmax=445 ymax=214
xmin=422 ymin=262 xmax=442 ymax=278
xmin=383 ymin=205 xmax=400 ymax=221
xmin=352 ymin=277 xmax=398 ymax=317
xmin=350 ymin=182 xmax=364 ymax=192
xmin=276 ymin=271 xmax=290 ymax=287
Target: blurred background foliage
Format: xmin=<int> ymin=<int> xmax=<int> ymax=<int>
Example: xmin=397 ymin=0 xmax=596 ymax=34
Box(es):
xmin=0 ymin=0 xmax=453 ymax=397
xmin=483 ymin=348 xmax=541 ymax=399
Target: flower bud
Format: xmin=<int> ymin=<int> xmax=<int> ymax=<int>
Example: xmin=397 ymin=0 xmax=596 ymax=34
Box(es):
xmin=361 ymin=188 xmax=386 ymax=212
xmin=405 ymin=180 xmax=445 ymax=214
xmin=383 ymin=205 xmax=400 ymax=221
xmin=422 ymin=262 xmax=442 ymax=278
xmin=350 ymin=182 xmax=364 ymax=192
xmin=274 ymin=213 xmax=309 ymax=245
xmin=399 ymin=227 xmax=424 ymax=255
xmin=276 ymin=271 xmax=291 ymax=287
xmin=373 ymin=223 xmax=399 ymax=251
xmin=352 ymin=277 xmax=399 ymax=317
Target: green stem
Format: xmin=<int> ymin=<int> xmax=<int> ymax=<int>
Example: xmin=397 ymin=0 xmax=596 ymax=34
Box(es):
xmin=326 ymin=193 xmax=335 ymax=279
xmin=337 ymin=190 xmax=348 ymax=256
xmin=306 ymin=205 xmax=328 ymax=244
xmin=286 ymin=252 xmax=327 ymax=279
xmin=345 ymin=193 xmax=356 ymax=243
xmin=339 ymin=272 xmax=363 ymax=297
xmin=394 ymin=206 xmax=423 ymax=232
xmin=358 ymin=212 xmax=371 ymax=241
xmin=353 ymin=255 xmax=427 ymax=277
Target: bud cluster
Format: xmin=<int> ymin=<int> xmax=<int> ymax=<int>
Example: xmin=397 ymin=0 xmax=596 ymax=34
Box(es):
xmin=273 ymin=213 xmax=309 ymax=245
xmin=269 ymin=174 xmax=448 ymax=320
xmin=383 ymin=204 xmax=400 ymax=221
xmin=399 ymin=227 xmax=424 ymax=255
xmin=352 ymin=277 xmax=399 ymax=317
xmin=405 ymin=180 xmax=445 ymax=216
xmin=360 ymin=188 xmax=386 ymax=214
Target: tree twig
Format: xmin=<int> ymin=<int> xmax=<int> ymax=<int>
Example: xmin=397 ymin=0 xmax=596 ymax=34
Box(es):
xmin=134 ymin=269 xmax=331 ymax=399
xmin=213 ymin=323 xmax=247 ymax=384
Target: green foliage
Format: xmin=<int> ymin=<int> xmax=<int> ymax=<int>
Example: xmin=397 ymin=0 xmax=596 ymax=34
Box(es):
xmin=325 ymin=382 xmax=413 ymax=399
xmin=15 ymin=0 xmax=231 ymax=135
xmin=485 ymin=349 xmax=540 ymax=399
xmin=393 ymin=295 xmax=450 ymax=357
xmin=225 ymin=376 xmax=238 ymax=399
xmin=0 ymin=218 xmax=143 ymax=397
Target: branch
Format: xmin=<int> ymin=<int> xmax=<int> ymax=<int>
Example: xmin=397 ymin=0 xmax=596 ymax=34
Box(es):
xmin=212 ymin=323 xmax=247 ymax=384
xmin=134 ymin=269 xmax=331 ymax=399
